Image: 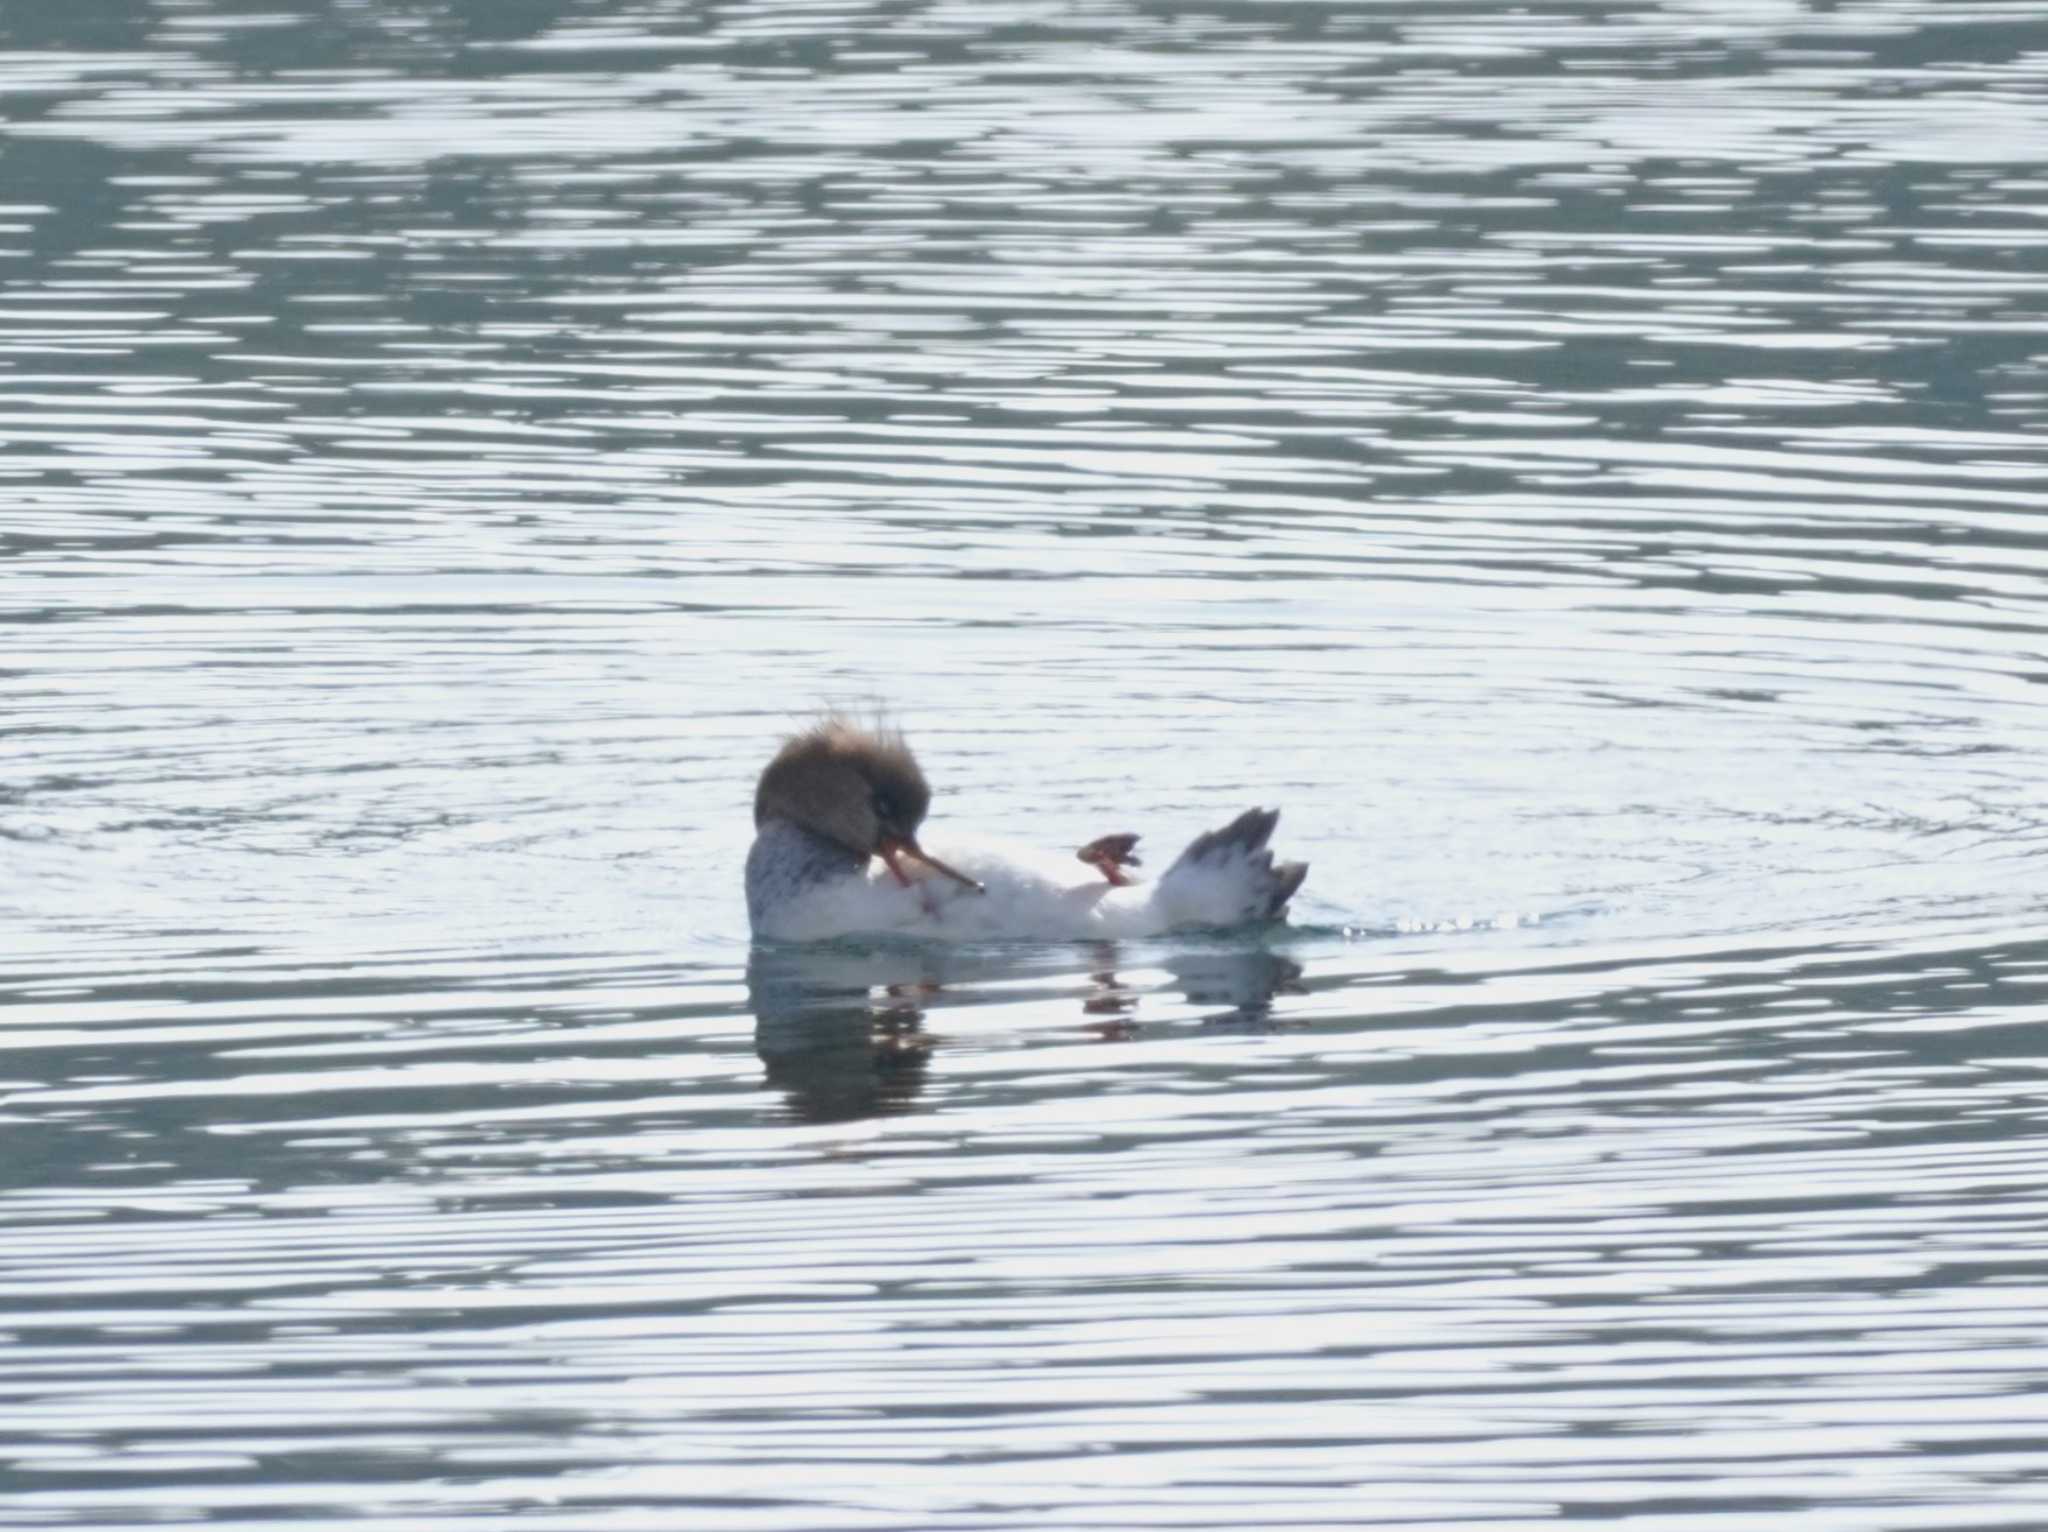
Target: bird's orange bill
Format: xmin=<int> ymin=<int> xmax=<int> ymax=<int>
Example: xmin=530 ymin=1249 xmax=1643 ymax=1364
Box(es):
xmin=878 ymin=834 xmax=985 ymax=894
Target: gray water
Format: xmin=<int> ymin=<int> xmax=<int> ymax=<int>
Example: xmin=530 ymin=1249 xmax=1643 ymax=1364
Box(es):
xmin=7 ymin=1 xmax=2048 ymax=1526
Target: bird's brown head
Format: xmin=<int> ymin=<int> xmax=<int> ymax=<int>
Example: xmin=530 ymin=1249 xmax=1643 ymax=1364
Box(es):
xmin=754 ymin=719 xmax=981 ymax=892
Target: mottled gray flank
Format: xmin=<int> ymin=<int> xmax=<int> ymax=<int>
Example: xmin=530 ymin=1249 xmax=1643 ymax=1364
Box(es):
xmin=745 ymin=816 xmax=867 ymax=934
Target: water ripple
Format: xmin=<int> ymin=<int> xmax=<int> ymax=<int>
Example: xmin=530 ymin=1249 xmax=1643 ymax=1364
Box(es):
xmin=8 ymin=0 xmax=2048 ymax=1527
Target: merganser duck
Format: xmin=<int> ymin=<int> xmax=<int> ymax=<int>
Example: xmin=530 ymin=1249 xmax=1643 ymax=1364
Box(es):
xmin=744 ymin=719 xmax=1308 ymax=942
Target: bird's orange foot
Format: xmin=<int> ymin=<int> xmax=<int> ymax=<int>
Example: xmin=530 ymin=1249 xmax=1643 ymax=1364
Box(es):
xmin=1077 ymin=833 xmax=1142 ymax=887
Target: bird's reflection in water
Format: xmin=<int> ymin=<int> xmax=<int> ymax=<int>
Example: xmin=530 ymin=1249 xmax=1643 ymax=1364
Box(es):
xmin=1080 ymin=942 xmax=1140 ymax=1040
xmin=749 ymin=941 xmax=1306 ymax=1122
xmin=749 ymin=951 xmax=938 ymax=1124
xmin=1168 ymin=947 xmax=1307 ymax=1027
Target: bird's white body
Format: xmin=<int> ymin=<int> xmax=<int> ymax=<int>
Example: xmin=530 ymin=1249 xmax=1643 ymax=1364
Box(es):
xmin=747 ymin=810 xmax=1304 ymax=943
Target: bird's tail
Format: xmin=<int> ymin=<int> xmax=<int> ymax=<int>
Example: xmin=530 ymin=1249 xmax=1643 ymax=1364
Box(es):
xmin=1154 ymin=808 xmax=1308 ymax=928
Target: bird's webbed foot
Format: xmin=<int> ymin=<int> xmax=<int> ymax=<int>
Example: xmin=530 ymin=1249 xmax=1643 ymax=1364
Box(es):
xmin=1077 ymin=832 xmax=1142 ymax=887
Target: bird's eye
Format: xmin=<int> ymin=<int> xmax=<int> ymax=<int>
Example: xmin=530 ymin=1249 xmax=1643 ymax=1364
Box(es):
xmin=871 ymin=792 xmax=896 ymax=822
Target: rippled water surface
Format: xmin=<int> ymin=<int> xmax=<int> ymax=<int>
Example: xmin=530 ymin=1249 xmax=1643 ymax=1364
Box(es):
xmin=8 ymin=1 xmax=2048 ymax=1526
